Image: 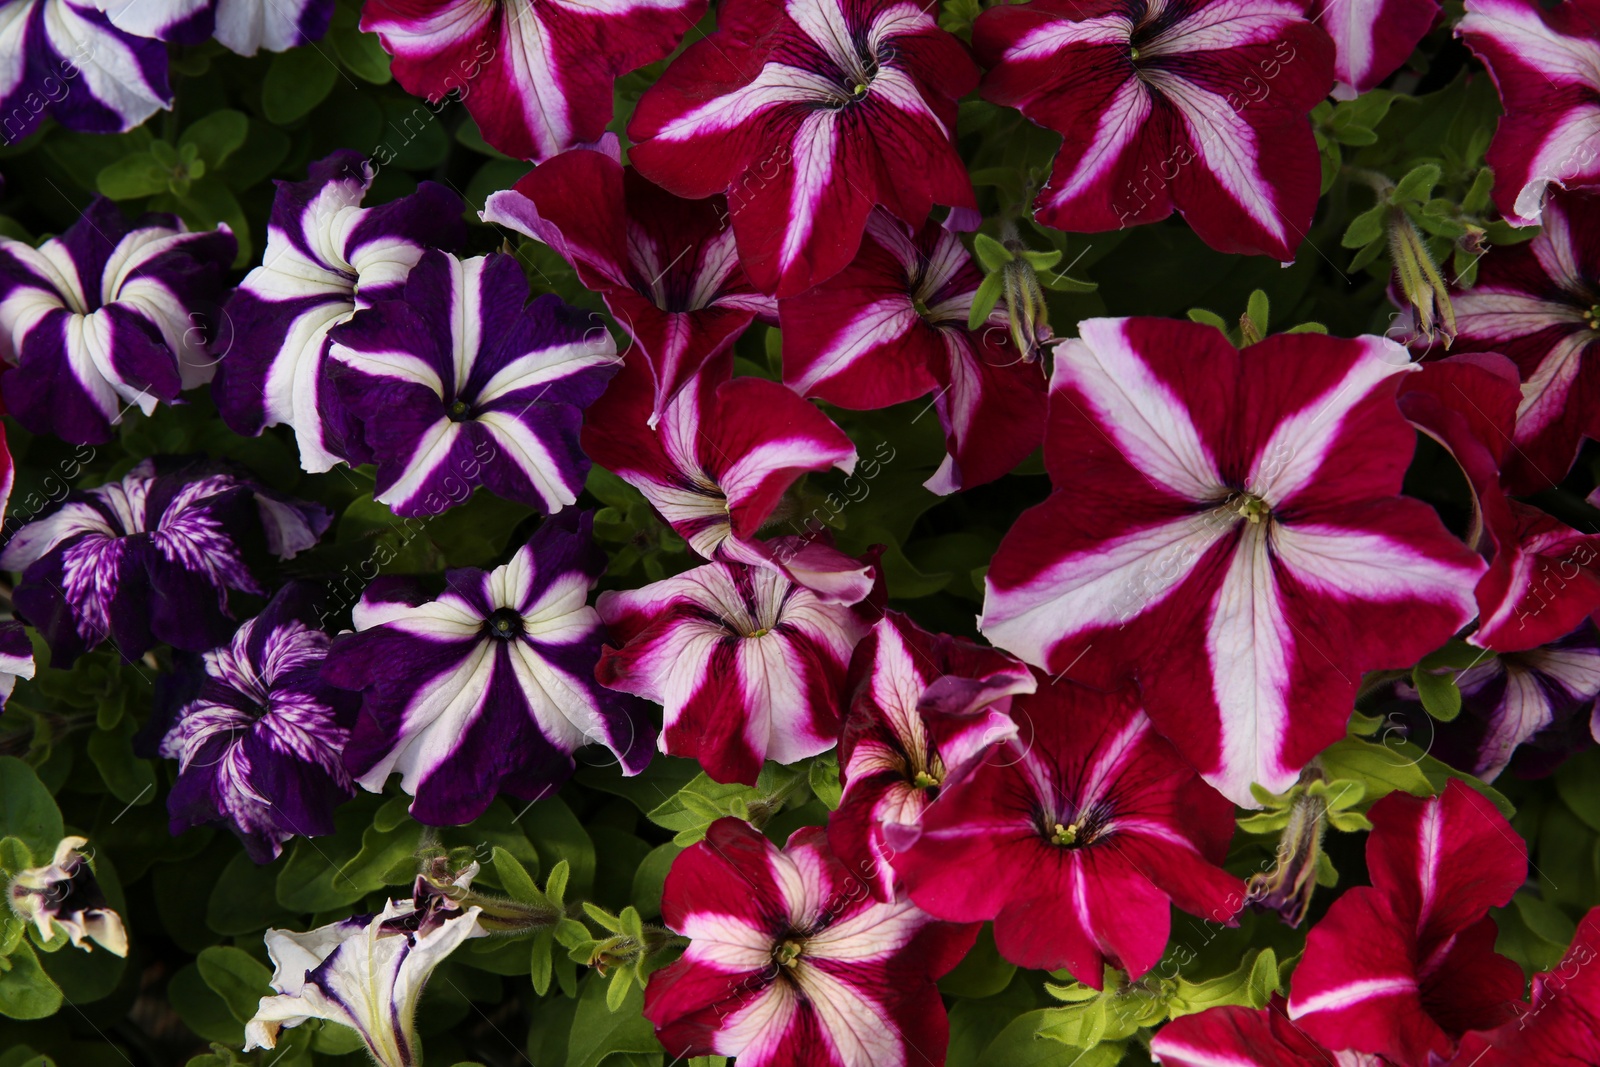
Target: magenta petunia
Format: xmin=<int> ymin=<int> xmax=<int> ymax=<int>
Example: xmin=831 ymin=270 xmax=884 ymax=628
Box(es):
xmin=627 ymin=0 xmax=979 ymax=297
xmin=1150 ymin=997 xmax=1357 ymax=1065
xmin=828 ymin=611 xmax=1034 ymax=901
xmin=482 ymin=140 xmax=776 ymax=425
xmin=780 ymin=210 xmax=1048 ymax=494
xmin=361 ymin=0 xmax=707 ymax=163
xmin=1313 ymin=0 xmax=1437 ymax=98
xmin=1286 ymin=780 xmax=1527 ymax=1065
xmin=643 ymin=817 xmax=976 ymax=1067
xmin=890 ymin=679 xmax=1244 ymax=985
xmin=978 ymin=318 xmax=1485 ymax=804
xmin=595 ymin=552 xmax=877 ymax=785
xmin=973 ymin=0 xmax=1334 ymax=260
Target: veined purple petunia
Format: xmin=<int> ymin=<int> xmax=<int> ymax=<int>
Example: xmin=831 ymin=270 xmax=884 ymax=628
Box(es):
xmin=88 ymin=0 xmax=334 ymax=53
xmin=159 ymin=583 xmax=360 ymax=863
xmin=581 ymin=353 xmax=873 ymax=603
xmin=321 ymin=513 xmax=655 ymax=826
xmin=0 ymin=0 xmax=171 ymax=143
xmin=972 ymin=0 xmax=1334 ymax=261
xmin=0 ymin=198 xmax=234 ymax=444
xmin=643 ymin=818 xmax=977 ymax=1067
xmin=595 ymin=550 xmax=878 ymax=785
xmin=482 ymin=138 xmax=776 ymax=426
xmin=781 ymin=209 xmax=1048 ymax=494
xmin=627 ymin=0 xmax=980 ymax=297
xmin=1458 ymin=0 xmax=1600 ymax=227
xmin=326 ymin=249 xmax=620 ymax=518
xmin=978 ymin=318 xmax=1485 ymax=805
xmin=0 ymin=459 xmax=332 ymax=666
xmin=211 ymin=151 xmax=466 ymax=473
xmin=361 ymin=0 xmax=706 ymax=163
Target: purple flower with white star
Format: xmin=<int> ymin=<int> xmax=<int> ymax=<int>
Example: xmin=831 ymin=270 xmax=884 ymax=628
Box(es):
xmin=321 ymin=512 xmax=655 ymax=826
xmin=325 ymin=249 xmax=620 ymax=518
xmin=0 ymin=198 xmax=234 ymax=444
xmin=159 ymin=583 xmax=359 ymax=862
xmin=0 ymin=0 xmax=171 ymax=144
xmin=90 ymin=0 xmax=334 ymax=55
xmin=0 ymin=459 xmax=332 ymax=667
xmin=211 ymin=151 xmax=466 ymax=473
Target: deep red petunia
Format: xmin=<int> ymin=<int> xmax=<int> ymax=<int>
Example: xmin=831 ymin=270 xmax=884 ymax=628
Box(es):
xmin=890 ymin=678 xmax=1245 ymax=985
xmin=1150 ymin=997 xmax=1370 ymax=1065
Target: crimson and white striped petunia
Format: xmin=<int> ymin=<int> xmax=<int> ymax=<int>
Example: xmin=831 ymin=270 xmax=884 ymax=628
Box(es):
xmin=1458 ymin=0 xmax=1600 ymax=227
xmin=482 ymin=140 xmax=776 ymax=425
xmin=628 ymin=0 xmax=979 ymax=297
xmin=361 ymin=0 xmax=705 ymax=163
xmin=828 ymin=611 xmax=1034 ymax=901
xmin=978 ymin=319 xmax=1485 ymax=805
xmin=1151 ymin=999 xmax=1359 ymax=1066
xmin=781 ymin=210 xmax=1048 ymax=494
xmin=1312 ymin=0 xmax=1437 ymax=98
xmin=643 ymin=818 xmax=977 ymax=1067
xmin=211 ymin=152 xmax=466 ymax=473
xmin=973 ymin=0 xmax=1333 ymax=261
xmin=1446 ymin=189 xmax=1600 ymax=494
xmin=1287 ymin=781 xmax=1527 ymax=1065
xmin=581 ymin=354 xmax=872 ymax=602
xmin=596 ymin=551 xmax=876 ymax=785
xmin=326 ymin=249 xmax=620 ymax=517
xmin=891 ymin=680 xmax=1244 ymax=983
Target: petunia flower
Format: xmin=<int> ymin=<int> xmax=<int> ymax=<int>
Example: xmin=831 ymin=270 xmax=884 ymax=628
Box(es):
xmin=211 ymin=151 xmax=466 ymax=473
xmin=972 ymin=0 xmax=1334 ymax=261
xmin=628 ymin=0 xmax=979 ymax=297
xmin=325 ymin=249 xmax=621 ymax=517
xmin=890 ymin=679 xmax=1245 ymax=984
xmin=1150 ymin=997 xmax=1371 ymax=1066
xmin=1443 ymin=189 xmax=1600 ymax=493
xmin=0 ymin=197 xmax=234 ymax=444
xmin=159 ymin=583 xmax=360 ymax=863
xmin=361 ymin=0 xmax=706 ymax=163
xmin=827 ymin=611 xmax=1034 ymax=901
xmin=978 ymin=318 xmax=1485 ymax=804
xmin=482 ymin=139 xmax=776 ymax=425
xmin=1449 ymin=906 xmax=1600 ymax=1067
xmin=0 ymin=620 xmax=35 ymax=712
xmin=1313 ymin=0 xmax=1438 ymax=99
xmin=1287 ymin=781 xmax=1527 ymax=1065
xmin=0 ymin=459 xmax=331 ymax=667
xmin=781 ymin=210 xmax=1048 ymax=494
xmin=7 ymin=835 xmax=128 ymax=955
xmin=643 ymin=817 xmax=977 ymax=1067
xmin=595 ymin=551 xmax=876 ymax=785
xmin=0 ymin=0 xmax=170 ymax=142
xmin=88 ymin=0 xmax=334 ymax=54
xmin=245 ymin=866 xmax=486 ymax=1067
xmin=1458 ymin=0 xmax=1600 ymax=227
xmin=321 ymin=513 xmax=654 ymax=826
xmin=581 ymin=353 xmax=873 ymax=603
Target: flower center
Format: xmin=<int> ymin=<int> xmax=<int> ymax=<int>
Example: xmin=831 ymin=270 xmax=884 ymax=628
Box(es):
xmin=1585 ymin=305 xmax=1599 ymax=330
xmin=484 ymin=608 xmax=525 ymax=640
xmin=1230 ymin=492 xmax=1270 ymax=524
xmin=774 ymin=939 xmax=804 ymax=967
xmin=448 ymin=398 xmax=473 ymax=421
xmin=1050 ymin=821 xmax=1081 ymax=846
xmin=912 ymin=770 xmax=941 ymax=789
xmin=745 ymin=627 xmax=771 ymax=639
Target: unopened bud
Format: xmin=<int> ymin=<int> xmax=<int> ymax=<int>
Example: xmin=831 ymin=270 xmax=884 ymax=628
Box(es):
xmin=1390 ymin=210 xmax=1456 ymax=348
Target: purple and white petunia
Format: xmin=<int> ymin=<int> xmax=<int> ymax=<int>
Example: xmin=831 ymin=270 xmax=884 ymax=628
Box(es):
xmin=7 ymin=835 xmax=127 ymax=956
xmin=326 ymin=249 xmax=620 ymax=517
xmin=321 ymin=513 xmax=655 ymax=826
xmin=159 ymin=583 xmax=360 ymax=863
xmin=973 ymin=0 xmax=1334 ymax=261
xmin=1458 ymin=0 xmax=1600 ymax=227
xmin=0 ymin=459 xmax=332 ymax=667
xmin=0 ymin=197 xmax=234 ymax=444
xmin=0 ymin=620 xmax=35 ymax=711
xmin=0 ymin=0 xmax=170 ymax=143
xmin=211 ymin=151 xmax=466 ymax=473
xmin=595 ymin=551 xmax=877 ymax=785
xmin=978 ymin=319 xmax=1486 ymax=804
xmin=361 ymin=0 xmax=705 ymax=163
xmin=628 ymin=0 xmax=980 ymax=297
xmin=89 ymin=0 xmax=334 ymax=54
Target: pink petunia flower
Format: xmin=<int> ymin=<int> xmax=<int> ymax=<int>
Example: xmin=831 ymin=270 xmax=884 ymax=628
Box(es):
xmin=1151 ymin=997 xmax=1379 ymax=1065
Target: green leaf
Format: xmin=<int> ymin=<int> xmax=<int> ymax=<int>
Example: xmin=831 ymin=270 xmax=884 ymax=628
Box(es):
xmin=808 ymin=753 xmax=842 ymax=810
xmin=1411 ymin=665 xmax=1462 ymax=721
xmin=1342 ymin=203 xmax=1389 ymax=249
xmin=208 ymin=852 xmax=293 ymax=936
xmin=938 ymin=924 xmax=1016 ymax=999
xmin=179 ymin=110 xmax=248 ymax=168
xmin=0 ymin=942 xmax=63 ymax=1019
xmin=565 ymin=972 xmax=663 ymax=1067
xmin=979 ymin=1010 xmax=1123 ymax=1066
xmin=493 ymin=846 xmax=543 ymax=905
xmin=262 ymin=47 xmax=339 ymax=124
xmin=1244 ymin=289 xmax=1270 ymax=338
xmin=196 ymin=946 xmax=273 ymax=1024
xmin=972 ymin=232 xmax=1012 ymax=273
xmin=1316 ymin=737 xmax=1433 ymax=803
xmin=86 ymin=715 xmax=156 ymax=806
xmin=629 ymin=842 xmax=682 ymax=921
xmin=1558 ymin=755 xmax=1600 ymax=833
xmin=1186 ymin=308 xmax=1229 ymax=332
xmin=1394 ymin=163 xmax=1442 ymax=203
xmin=168 ymin=963 xmax=245 ymax=1045
xmin=520 ymin=798 xmax=597 ymax=898
xmin=0 ymin=757 xmax=63 ymax=858
xmin=1168 ymin=948 xmax=1279 ymax=1018
xmin=967 ymin=270 xmax=1005 ymax=330
xmin=331 ymin=27 xmax=393 ymax=83
xmin=96 ymin=153 xmax=170 ymax=200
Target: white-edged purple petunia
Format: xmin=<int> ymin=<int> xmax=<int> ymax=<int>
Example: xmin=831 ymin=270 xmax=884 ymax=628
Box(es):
xmin=0 ymin=458 xmax=332 ymax=667
xmin=325 ymin=249 xmax=620 ymax=518
xmin=0 ymin=0 xmax=171 ymax=144
xmin=0 ymin=197 xmax=234 ymax=444
xmin=89 ymin=0 xmax=334 ymax=54
xmin=7 ymin=835 xmax=127 ymax=956
xmin=159 ymin=582 xmax=360 ymax=863
xmin=321 ymin=512 xmax=655 ymax=826
xmin=211 ymin=151 xmax=466 ymax=473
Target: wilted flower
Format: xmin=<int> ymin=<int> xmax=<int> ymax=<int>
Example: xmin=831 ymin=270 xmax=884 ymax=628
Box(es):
xmin=7 ymin=836 xmax=127 ymax=956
